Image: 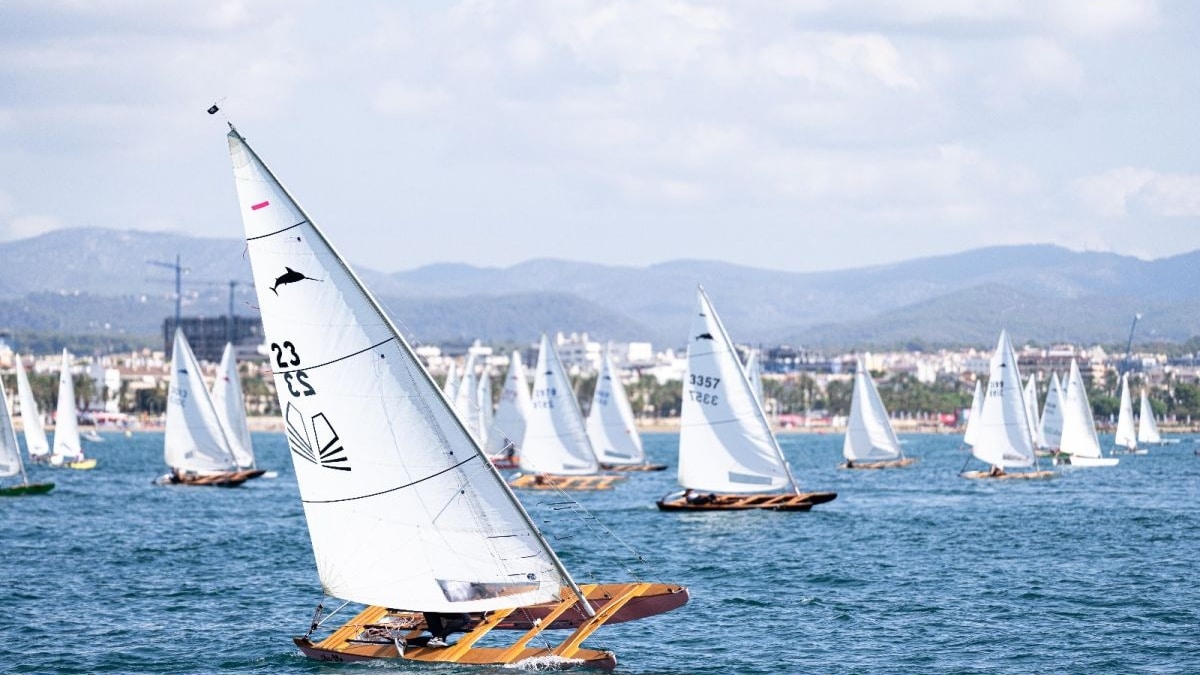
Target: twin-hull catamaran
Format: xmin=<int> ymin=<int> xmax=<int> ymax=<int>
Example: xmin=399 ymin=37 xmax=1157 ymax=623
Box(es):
xmin=0 ymin=374 xmax=54 ymax=496
xmin=960 ymin=330 xmax=1054 ymax=480
xmin=50 ymin=350 xmax=96 ymax=470
xmin=587 ymin=347 xmax=664 ymax=471
xmin=841 ymin=358 xmax=915 ymax=469
xmin=658 ymin=287 xmax=836 ymax=510
xmin=509 ymin=334 xmax=625 ymax=490
xmin=226 ymin=125 xmax=683 ymax=668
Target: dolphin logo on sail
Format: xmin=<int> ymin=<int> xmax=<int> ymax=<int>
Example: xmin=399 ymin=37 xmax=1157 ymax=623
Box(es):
xmin=271 ymin=267 xmax=323 ymax=295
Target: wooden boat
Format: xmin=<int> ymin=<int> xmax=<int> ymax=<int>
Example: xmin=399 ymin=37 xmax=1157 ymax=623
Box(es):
xmin=226 ymin=123 xmax=685 ymax=668
xmin=960 ymin=330 xmax=1056 ymax=480
xmin=0 ymin=373 xmax=54 ymax=496
xmin=49 ymin=349 xmax=97 ymax=470
xmin=587 ymin=346 xmax=666 ymax=472
xmin=212 ymin=342 xmax=269 ymax=476
xmin=158 ymin=328 xmax=249 ymax=486
xmin=484 ymin=350 xmax=532 ymax=470
xmin=510 ymin=334 xmax=626 ymax=491
xmin=841 ymin=357 xmax=916 ymax=470
xmin=13 ymin=356 xmax=51 ymax=464
xmin=658 ymin=287 xmax=836 ymax=511
xmin=1056 ymin=360 xmax=1119 ymax=467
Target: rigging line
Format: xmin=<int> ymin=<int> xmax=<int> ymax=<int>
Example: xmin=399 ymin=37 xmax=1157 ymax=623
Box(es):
xmin=533 ymin=481 xmax=655 ymax=583
xmin=302 ymin=455 xmax=478 ymax=504
xmin=272 ymin=338 xmax=395 ymax=375
xmin=244 ymin=220 xmax=307 ymax=241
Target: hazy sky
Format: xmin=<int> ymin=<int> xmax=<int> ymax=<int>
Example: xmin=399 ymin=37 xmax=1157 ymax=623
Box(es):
xmin=1 ymin=0 xmax=1197 ymax=273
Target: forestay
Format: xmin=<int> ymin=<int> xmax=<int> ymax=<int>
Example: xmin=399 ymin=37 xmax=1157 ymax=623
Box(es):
xmin=212 ymin=342 xmax=256 ymax=469
xmin=843 ymin=358 xmax=902 ymax=462
xmin=165 ymin=329 xmax=240 ymax=475
xmin=586 ymin=348 xmax=645 ymax=466
xmin=51 ymin=350 xmax=83 ymax=463
xmin=1114 ymin=374 xmax=1137 ymax=451
xmin=969 ymin=330 xmax=1035 ymax=469
xmin=486 ymin=350 xmax=532 ymax=456
xmin=1039 ymin=372 xmax=1064 ymax=449
xmin=14 ymin=357 xmax=50 ymax=460
xmin=519 ymin=334 xmax=600 ymax=476
xmin=1059 ymin=360 xmax=1102 ymax=459
xmin=228 ymin=128 xmax=570 ymax=613
xmin=1138 ymin=389 xmax=1162 ymax=444
xmin=677 ymin=287 xmax=796 ymax=494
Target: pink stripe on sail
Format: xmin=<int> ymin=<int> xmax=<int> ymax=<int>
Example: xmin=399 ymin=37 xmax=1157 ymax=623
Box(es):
xmin=251 ymin=200 xmax=270 ymax=210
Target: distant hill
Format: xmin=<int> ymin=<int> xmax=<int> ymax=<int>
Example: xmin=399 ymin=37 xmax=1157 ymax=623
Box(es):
xmin=0 ymin=228 xmax=1197 ymax=351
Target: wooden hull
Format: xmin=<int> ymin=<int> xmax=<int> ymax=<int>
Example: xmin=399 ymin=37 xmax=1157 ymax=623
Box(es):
xmin=600 ymin=463 xmax=668 ymax=472
xmin=232 ymin=468 xmax=268 ymax=481
xmin=294 ymin=582 xmax=688 ymax=670
xmin=0 ymin=482 xmax=55 ymax=496
xmin=508 ymin=473 xmax=625 ymax=491
xmin=159 ymin=471 xmax=249 ymax=487
xmin=656 ymin=491 xmax=838 ymax=511
xmin=840 ymin=457 xmax=917 ymax=470
xmin=961 ymin=470 xmax=1056 ymax=480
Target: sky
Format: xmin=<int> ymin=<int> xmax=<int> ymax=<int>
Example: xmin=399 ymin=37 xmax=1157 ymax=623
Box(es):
xmin=1 ymin=0 xmax=1198 ymax=274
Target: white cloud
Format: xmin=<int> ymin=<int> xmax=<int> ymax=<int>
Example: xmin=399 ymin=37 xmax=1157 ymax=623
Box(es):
xmin=373 ymin=82 xmax=451 ymax=115
xmin=1073 ymin=168 xmax=1200 ymax=217
xmin=4 ymin=214 xmax=65 ymax=240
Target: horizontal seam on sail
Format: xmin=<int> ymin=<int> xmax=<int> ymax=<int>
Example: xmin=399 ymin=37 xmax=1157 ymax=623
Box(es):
xmin=301 ymin=455 xmax=478 ymax=504
xmin=272 ymin=338 xmax=395 ymax=375
xmin=245 ymin=220 xmax=308 ymax=241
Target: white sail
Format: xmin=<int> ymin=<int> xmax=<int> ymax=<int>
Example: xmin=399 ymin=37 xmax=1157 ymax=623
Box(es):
xmin=454 ymin=354 xmax=480 ymax=440
xmin=1023 ymin=373 xmax=1042 ymax=447
xmin=442 ymin=360 xmax=459 ymax=402
xmin=1137 ymin=389 xmax=1162 ymax=444
xmin=843 ymin=358 xmax=902 ymax=462
xmin=1039 ymin=372 xmax=1064 ymax=450
xmin=519 ymin=334 xmax=600 ymax=476
xmin=14 ymin=357 xmax=50 ymax=459
xmin=1059 ymin=360 xmax=1104 ymax=459
xmin=164 ymin=329 xmax=239 ymax=475
xmin=228 ymin=127 xmax=571 ymax=613
xmin=745 ymin=351 xmax=764 ymax=405
xmin=586 ymin=348 xmax=646 ymax=466
xmin=677 ymin=287 xmax=796 ymax=494
xmin=51 ymin=349 xmax=83 ymax=464
xmin=486 ymin=350 xmax=532 ymax=455
xmin=1113 ymin=374 xmax=1137 ymax=451
xmin=962 ymin=379 xmax=983 ymax=446
xmin=475 ymin=365 xmax=493 ymax=448
xmin=212 ymin=342 xmax=256 ymax=469
xmin=0 ymin=375 xmax=28 ymax=481
xmin=970 ymin=330 xmax=1035 ymax=469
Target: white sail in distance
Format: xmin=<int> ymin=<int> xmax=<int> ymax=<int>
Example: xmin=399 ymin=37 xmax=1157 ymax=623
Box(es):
xmin=963 ymin=379 xmax=984 ymax=446
xmin=1039 ymin=372 xmax=1064 ymax=450
xmin=51 ymin=350 xmax=83 ymax=464
xmin=519 ymin=334 xmax=600 ymax=476
xmin=14 ymin=357 xmax=50 ymax=460
xmin=969 ymin=330 xmax=1035 ymax=469
xmin=164 ymin=329 xmax=240 ymax=475
xmin=1059 ymin=360 xmax=1103 ymax=459
xmin=586 ymin=348 xmax=646 ymax=466
xmin=1113 ymin=374 xmax=1137 ymax=451
xmin=745 ymin=351 xmax=765 ymax=405
xmin=454 ymin=354 xmax=480 ymax=440
xmin=212 ymin=343 xmax=256 ymax=469
xmin=475 ymin=365 xmax=493 ymax=448
xmin=1137 ymin=389 xmax=1162 ymax=444
xmin=228 ymin=126 xmax=573 ymax=613
xmin=487 ymin=350 xmax=532 ymax=456
xmin=0 ymin=376 xmax=28 ymax=481
xmin=1023 ymin=373 xmax=1042 ymax=447
xmin=843 ymin=358 xmax=903 ymax=462
xmin=677 ymin=287 xmax=797 ymax=494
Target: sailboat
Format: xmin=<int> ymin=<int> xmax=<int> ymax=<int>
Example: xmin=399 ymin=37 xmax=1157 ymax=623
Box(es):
xmin=485 ymin=350 xmax=531 ymax=469
xmin=212 ymin=342 xmax=268 ymax=479
xmin=509 ymin=334 xmax=624 ymax=490
xmin=1057 ymin=360 xmax=1118 ymax=467
xmin=1023 ymin=373 xmax=1042 ymax=449
xmin=960 ymin=330 xmax=1054 ymax=479
xmin=1112 ymin=374 xmax=1143 ymax=455
xmin=50 ymin=350 xmax=96 ymax=470
xmin=1138 ymin=389 xmax=1168 ymax=446
xmin=841 ymin=357 xmax=915 ymax=469
xmin=0 ymin=373 xmax=54 ymax=496
xmin=14 ymin=356 xmax=50 ymax=463
xmin=658 ymin=287 xmax=837 ymax=510
xmin=587 ymin=347 xmax=665 ymax=471
xmin=227 ymin=124 xmax=685 ymax=668
xmin=158 ymin=329 xmax=248 ymax=486
xmin=1037 ymin=372 xmax=1064 ymax=456
xmin=453 ymin=353 xmax=481 ymax=441
xmin=475 ymin=364 xmax=494 ymax=449
xmin=962 ymin=379 xmax=983 ymax=447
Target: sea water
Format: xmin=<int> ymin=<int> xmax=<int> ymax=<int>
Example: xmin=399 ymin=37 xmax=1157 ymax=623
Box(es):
xmin=1 ymin=431 xmax=1198 ymax=674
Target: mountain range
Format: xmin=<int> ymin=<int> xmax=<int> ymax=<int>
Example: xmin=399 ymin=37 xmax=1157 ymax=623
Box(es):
xmin=1 ymin=227 xmax=1197 ymax=351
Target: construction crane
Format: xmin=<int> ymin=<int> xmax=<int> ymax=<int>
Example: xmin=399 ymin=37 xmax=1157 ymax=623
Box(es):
xmin=1121 ymin=313 xmax=1142 ymax=376
xmin=146 ymin=255 xmax=188 ymax=327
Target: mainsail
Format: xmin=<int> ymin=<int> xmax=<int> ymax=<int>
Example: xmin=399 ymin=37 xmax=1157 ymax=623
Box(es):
xmin=0 ymin=375 xmax=29 ymax=482
xmin=586 ymin=347 xmax=646 ymax=466
xmin=228 ymin=126 xmax=573 ymax=613
xmin=677 ymin=287 xmax=797 ymax=494
xmin=1137 ymin=389 xmax=1162 ymax=444
xmin=962 ymin=379 xmax=983 ymax=447
xmin=486 ymin=350 xmax=532 ymax=456
xmin=843 ymin=358 xmax=903 ymax=462
xmin=1113 ymin=374 xmax=1137 ymax=451
xmin=1039 ymin=372 xmax=1064 ymax=450
xmin=969 ymin=330 xmax=1035 ymax=469
xmin=1059 ymin=360 xmax=1103 ymax=459
xmin=1023 ymin=373 xmax=1042 ymax=448
xmin=164 ymin=329 xmax=240 ymax=475
xmin=519 ymin=334 xmax=600 ymax=476
xmin=14 ymin=357 xmax=50 ymax=460
xmin=51 ymin=349 xmax=83 ymax=464
xmin=212 ymin=342 xmax=256 ymax=469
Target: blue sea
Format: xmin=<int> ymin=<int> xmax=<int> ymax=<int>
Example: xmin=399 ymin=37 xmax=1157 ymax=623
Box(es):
xmin=2 ymin=431 xmax=1198 ymax=674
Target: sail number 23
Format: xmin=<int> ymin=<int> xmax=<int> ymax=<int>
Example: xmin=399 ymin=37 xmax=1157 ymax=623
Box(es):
xmin=688 ymin=373 xmax=720 ymax=406
xmin=272 ymin=341 xmax=316 ymax=397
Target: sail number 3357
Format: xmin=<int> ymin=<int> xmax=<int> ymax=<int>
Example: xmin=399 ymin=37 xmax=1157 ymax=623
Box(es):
xmin=272 ymin=341 xmax=316 ymax=397
xmin=688 ymin=373 xmax=720 ymax=406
